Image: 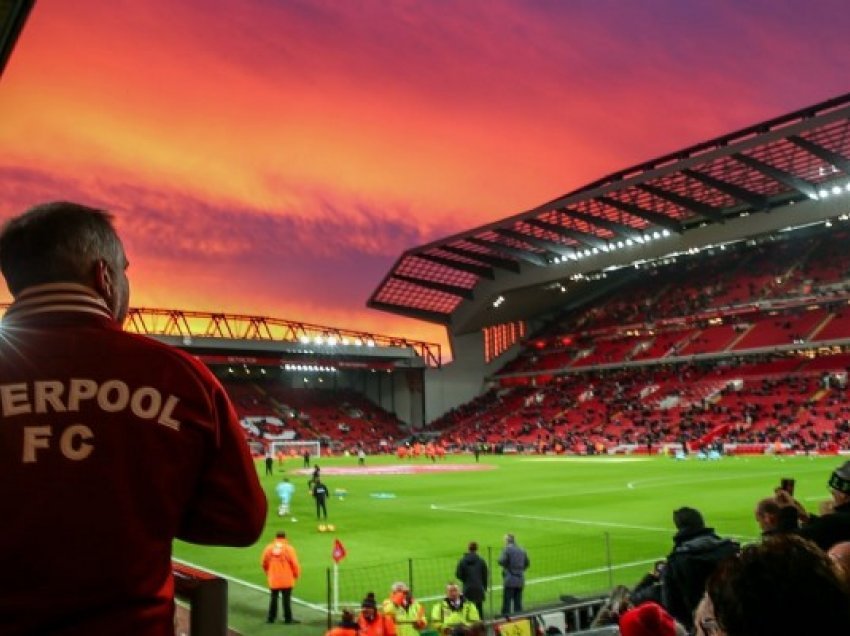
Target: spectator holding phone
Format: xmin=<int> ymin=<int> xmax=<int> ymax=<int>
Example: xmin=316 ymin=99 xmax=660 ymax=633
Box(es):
xmin=776 ymin=461 xmax=850 ymax=551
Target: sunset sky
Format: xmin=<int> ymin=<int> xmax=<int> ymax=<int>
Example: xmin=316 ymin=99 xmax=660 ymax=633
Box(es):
xmin=2 ymin=0 xmax=850 ymax=353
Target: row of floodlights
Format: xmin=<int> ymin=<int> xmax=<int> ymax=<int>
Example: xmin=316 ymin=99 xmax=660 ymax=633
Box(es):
xmin=550 ymin=229 xmax=672 ymax=264
xmin=816 ymin=183 xmax=850 ymax=199
xmin=284 ymin=364 xmax=338 ymax=372
xmin=227 ymin=366 xmax=267 ymax=375
xmin=298 ymin=335 xmax=375 ymax=347
xmin=826 ymin=214 xmax=850 ymax=226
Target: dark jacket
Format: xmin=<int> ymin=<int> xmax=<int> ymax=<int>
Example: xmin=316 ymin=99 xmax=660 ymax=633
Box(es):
xmin=630 ymin=572 xmax=662 ymax=606
xmin=455 ymin=551 xmax=489 ymax=602
xmin=661 ymin=527 xmax=738 ymax=629
xmin=498 ymin=542 xmax=530 ymax=589
xmin=799 ymin=500 xmax=850 ymax=551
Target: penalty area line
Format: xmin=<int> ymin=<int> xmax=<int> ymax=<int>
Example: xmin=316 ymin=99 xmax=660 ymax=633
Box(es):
xmin=172 ymin=558 xmax=327 ymax=612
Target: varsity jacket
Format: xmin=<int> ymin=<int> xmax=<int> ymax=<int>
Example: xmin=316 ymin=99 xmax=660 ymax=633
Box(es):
xmin=0 ymin=284 xmax=267 ymax=635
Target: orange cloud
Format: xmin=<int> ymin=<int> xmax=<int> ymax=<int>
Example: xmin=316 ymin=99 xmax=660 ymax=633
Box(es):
xmin=3 ymin=0 xmax=850 ymax=362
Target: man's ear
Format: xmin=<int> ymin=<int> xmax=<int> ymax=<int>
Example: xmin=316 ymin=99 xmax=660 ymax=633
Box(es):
xmin=93 ymin=259 xmax=114 ymax=300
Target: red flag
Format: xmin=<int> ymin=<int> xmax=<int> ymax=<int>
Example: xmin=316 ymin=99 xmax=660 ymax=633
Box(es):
xmin=332 ymin=539 xmax=347 ymax=563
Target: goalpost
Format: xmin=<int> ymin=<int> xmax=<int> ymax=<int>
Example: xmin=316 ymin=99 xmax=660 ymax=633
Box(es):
xmin=269 ymin=439 xmax=322 ymax=459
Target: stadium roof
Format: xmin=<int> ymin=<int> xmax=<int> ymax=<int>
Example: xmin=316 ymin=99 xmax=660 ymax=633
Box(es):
xmin=0 ymin=0 xmax=35 ymax=78
xmin=369 ymin=92 xmax=850 ymax=334
xmin=0 ymin=305 xmax=442 ymax=367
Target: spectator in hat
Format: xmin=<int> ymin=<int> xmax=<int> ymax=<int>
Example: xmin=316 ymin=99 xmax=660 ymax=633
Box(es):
xmin=358 ymin=592 xmax=394 ymax=635
xmin=778 ymin=460 xmax=850 ymax=551
xmin=619 ymin=602 xmax=685 ymax=636
xmin=703 ymin=534 xmax=850 ymax=635
xmin=455 ymin=541 xmax=488 ymax=618
xmin=382 ymin=582 xmax=427 ymax=635
xmin=661 ymin=507 xmax=738 ymax=631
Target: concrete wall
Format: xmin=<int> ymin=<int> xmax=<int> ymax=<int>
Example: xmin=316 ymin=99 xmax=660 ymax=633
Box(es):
xmin=332 ymin=368 xmax=421 ymax=429
xmin=423 ymin=330 xmax=521 ymax=425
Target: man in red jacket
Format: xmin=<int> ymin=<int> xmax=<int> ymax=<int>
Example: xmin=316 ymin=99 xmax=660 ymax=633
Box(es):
xmin=0 ymin=202 xmax=267 ymax=635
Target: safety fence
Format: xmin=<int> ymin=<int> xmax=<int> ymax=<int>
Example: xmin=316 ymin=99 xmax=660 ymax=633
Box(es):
xmin=326 ymin=533 xmax=663 ymax=621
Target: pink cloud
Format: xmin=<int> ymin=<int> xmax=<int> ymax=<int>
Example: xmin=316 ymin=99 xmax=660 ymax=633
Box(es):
xmin=3 ymin=0 xmax=850 ymax=359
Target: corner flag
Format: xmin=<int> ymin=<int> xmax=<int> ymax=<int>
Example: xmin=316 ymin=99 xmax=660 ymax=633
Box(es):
xmin=332 ymin=538 xmax=347 ymax=563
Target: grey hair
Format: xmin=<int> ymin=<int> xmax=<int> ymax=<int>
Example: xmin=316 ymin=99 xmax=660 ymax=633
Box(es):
xmin=0 ymin=201 xmax=125 ymax=295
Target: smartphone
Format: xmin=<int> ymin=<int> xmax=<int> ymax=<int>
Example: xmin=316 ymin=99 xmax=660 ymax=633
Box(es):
xmin=780 ymin=478 xmax=795 ymax=496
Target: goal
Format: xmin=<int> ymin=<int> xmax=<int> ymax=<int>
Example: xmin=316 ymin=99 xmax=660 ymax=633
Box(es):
xmin=269 ymin=439 xmax=321 ymax=459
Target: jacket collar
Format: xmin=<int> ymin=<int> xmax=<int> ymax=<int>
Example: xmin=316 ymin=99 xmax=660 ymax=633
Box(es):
xmin=4 ymin=283 xmax=113 ymax=322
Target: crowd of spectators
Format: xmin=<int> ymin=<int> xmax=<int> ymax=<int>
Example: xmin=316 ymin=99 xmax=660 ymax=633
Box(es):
xmin=587 ymin=461 xmax=850 ymax=635
xmin=428 ymin=354 xmax=850 ymax=456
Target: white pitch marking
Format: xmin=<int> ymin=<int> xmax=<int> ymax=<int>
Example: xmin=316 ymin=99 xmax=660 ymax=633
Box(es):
xmin=522 ymin=457 xmax=650 ymax=463
xmin=459 ymin=469 xmax=808 ymax=508
xmin=172 ymin=558 xmax=328 ymax=612
xmin=429 ymin=504 xmax=673 ymax=533
xmin=430 ymin=504 xmax=755 ymax=541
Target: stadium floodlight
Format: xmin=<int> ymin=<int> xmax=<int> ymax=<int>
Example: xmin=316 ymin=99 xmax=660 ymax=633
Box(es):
xmin=825 ymin=220 xmax=833 ymax=227
xmin=299 ymin=335 xmax=310 ymax=344
xmin=314 ymin=336 xmax=324 ymax=345
xmin=832 ymin=186 xmax=842 ymax=195
xmin=662 ymin=229 xmax=671 ymax=237
xmin=616 ymin=241 xmax=625 ymax=249
xmin=653 ymin=231 xmax=661 ymax=239
xmin=626 ymin=238 xmax=634 ymax=246
xmin=327 ymin=336 xmax=338 ymax=346
xmin=845 ymin=183 xmax=850 ymax=192
xmin=819 ymin=189 xmax=830 ymax=198
xmin=354 ymin=338 xmax=363 ymax=346
xmin=341 ymin=337 xmax=350 ymax=345
xmin=366 ymin=339 xmax=375 ymax=347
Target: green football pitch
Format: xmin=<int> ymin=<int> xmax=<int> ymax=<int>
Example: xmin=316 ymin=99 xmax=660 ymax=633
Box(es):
xmin=172 ymin=453 xmax=839 ymax=635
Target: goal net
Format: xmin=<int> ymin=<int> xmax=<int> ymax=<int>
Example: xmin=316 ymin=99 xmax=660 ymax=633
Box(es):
xmin=269 ymin=439 xmax=321 ymax=459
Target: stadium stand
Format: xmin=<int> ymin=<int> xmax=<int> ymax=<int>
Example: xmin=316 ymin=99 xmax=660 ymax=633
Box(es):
xmin=427 ymin=226 xmax=850 ymax=452
xmin=221 ymin=380 xmax=407 ymax=451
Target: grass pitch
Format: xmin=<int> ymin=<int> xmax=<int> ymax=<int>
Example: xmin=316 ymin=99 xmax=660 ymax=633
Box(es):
xmin=173 ymin=453 xmax=838 ymax=634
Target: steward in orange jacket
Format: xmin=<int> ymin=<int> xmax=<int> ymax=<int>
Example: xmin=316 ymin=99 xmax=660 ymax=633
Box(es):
xmin=359 ymin=592 xmax=395 ymax=635
xmin=261 ymin=532 xmax=301 ymax=624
